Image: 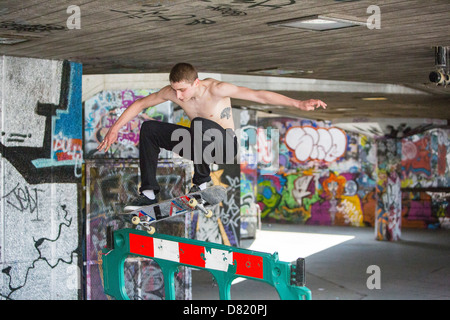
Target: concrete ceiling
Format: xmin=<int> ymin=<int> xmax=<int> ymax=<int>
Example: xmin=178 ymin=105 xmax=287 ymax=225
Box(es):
xmin=1 ymin=0 xmax=449 ymax=137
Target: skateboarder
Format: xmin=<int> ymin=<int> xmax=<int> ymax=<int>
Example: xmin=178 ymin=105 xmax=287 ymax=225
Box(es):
xmin=97 ymin=63 xmax=326 ymax=210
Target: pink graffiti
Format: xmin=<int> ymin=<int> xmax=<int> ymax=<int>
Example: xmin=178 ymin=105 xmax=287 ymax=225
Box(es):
xmin=118 ymin=131 xmax=139 ymax=144
xmin=257 ymin=128 xmax=273 ymax=164
xmin=121 ymin=90 xmax=146 ymax=110
xmin=53 ymin=134 xmax=82 ymax=161
xmin=401 ymin=137 xmax=431 ymax=177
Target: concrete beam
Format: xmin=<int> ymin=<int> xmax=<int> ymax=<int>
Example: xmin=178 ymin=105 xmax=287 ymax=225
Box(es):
xmin=82 ymin=72 xmax=428 ymax=102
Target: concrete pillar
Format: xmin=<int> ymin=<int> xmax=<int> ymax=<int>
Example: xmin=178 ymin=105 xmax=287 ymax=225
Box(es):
xmin=375 ymin=138 xmax=402 ymax=241
xmin=0 ymin=56 xmax=82 ymax=299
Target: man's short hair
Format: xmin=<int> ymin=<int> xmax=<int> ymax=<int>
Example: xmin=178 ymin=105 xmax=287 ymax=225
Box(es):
xmin=169 ymin=63 xmax=198 ymax=84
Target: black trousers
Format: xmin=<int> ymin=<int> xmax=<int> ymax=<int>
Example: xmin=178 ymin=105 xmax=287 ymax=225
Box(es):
xmin=139 ymin=117 xmax=238 ymax=193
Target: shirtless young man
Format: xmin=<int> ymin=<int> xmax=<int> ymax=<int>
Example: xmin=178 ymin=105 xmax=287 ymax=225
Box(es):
xmin=97 ymin=63 xmax=326 ymax=210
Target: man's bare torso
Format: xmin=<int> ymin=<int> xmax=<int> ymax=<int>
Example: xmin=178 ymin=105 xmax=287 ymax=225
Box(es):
xmin=163 ymin=78 xmax=235 ymax=130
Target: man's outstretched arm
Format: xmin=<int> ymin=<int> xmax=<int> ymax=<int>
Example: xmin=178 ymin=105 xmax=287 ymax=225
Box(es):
xmin=214 ymin=82 xmax=327 ymax=111
xmin=97 ymin=87 xmax=171 ymax=152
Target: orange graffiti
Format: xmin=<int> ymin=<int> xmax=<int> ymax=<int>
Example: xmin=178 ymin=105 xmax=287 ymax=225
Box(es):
xmin=323 ymin=172 xmax=346 ymax=199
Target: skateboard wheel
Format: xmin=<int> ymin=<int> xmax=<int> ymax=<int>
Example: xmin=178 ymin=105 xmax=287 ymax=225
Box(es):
xmin=147 ymin=226 xmax=156 ymax=235
xmin=131 ymin=216 xmax=140 ymax=225
xmin=205 ymin=210 xmax=213 ymax=218
xmin=188 ymin=198 xmax=198 ymax=208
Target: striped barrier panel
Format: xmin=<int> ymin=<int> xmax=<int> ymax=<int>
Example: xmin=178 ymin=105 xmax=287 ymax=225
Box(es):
xmin=101 ymin=228 xmax=312 ymax=300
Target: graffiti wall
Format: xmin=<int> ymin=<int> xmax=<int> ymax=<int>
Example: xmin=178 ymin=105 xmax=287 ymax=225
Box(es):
xmin=85 ymin=159 xmax=192 ymax=300
xmin=84 ymin=91 xmax=196 ymax=299
xmin=239 ymin=109 xmax=259 ymax=239
xmin=84 ymin=95 xmax=242 ymax=298
xmin=256 ymin=116 xmax=376 ymax=227
xmin=84 ymin=89 xmax=172 ymax=158
xmin=210 ymin=164 xmax=241 ymax=246
xmin=401 ymin=129 xmax=450 ymax=188
xmin=401 ymin=129 xmax=450 ymax=229
xmin=0 ymin=56 xmax=82 ymax=299
xmin=253 ymin=115 xmax=449 ymax=234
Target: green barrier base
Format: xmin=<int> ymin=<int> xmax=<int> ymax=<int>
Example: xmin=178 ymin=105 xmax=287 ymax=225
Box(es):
xmin=101 ymin=228 xmax=312 ymax=300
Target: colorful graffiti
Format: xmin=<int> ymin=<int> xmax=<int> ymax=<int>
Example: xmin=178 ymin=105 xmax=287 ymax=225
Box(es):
xmin=402 ymin=136 xmax=431 ymax=179
xmin=402 ymin=191 xmax=434 ymax=228
xmin=254 ymin=117 xmax=374 ymax=227
xmin=84 ymin=89 xmax=172 ymax=158
xmin=285 ymin=126 xmax=347 ymax=163
xmin=257 ymin=169 xmax=370 ymax=227
xmin=252 ymin=116 xmax=449 ymax=233
xmin=85 ymin=159 xmax=192 ymax=300
xmin=376 ymin=163 xmax=402 ymax=241
xmin=210 ymin=164 xmax=241 ymax=247
xmin=239 ymin=109 xmax=259 ymax=239
xmin=400 ymin=129 xmax=450 ymax=230
xmin=402 ymin=130 xmax=450 ymax=188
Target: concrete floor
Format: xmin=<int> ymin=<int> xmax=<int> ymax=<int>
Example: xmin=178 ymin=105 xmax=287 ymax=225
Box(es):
xmin=191 ymin=224 xmax=450 ymax=300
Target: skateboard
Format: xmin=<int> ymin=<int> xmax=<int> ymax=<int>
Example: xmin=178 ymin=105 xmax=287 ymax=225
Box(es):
xmin=123 ymin=185 xmax=227 ymax=234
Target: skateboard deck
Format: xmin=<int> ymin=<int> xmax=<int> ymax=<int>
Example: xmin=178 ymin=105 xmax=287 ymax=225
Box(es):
xmin=123 ymin=185 xmax=227 ymax=234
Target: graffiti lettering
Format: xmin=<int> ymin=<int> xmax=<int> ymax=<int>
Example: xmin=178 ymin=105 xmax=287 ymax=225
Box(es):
xmin=337 ymin=197 xmax=364 ymax=226
xmin=50 ymin=132 xmax=83 ymax=178
xmin=110 ymin=7 xmax=214 ymax=25
xmin=53 ymin=132 xmax=82 ymax=161
xmin=401 ymin=137 xmax=431 ymax=177
xmin=256 ymin=127 xmax=279 ymax=172
xmin=84 ymin=89 xmax=170 ymax=158
xmin=4 ymin=132 xmax=32 ymax=143
xmin=111 ymin=8 xmax=195 ymax=21
xmin=207 ymin=5 xmax=247 ymax=16
xmin=2 ymin=183 xmax=44 ymax=220
xmin=0 ymin=21 xmax=65 ymax=33
xmin=292 ymin=176 xmax=312 ymax=206
xmin=221 ymin=175 xmax=241 ymax=227
xmin=237 ymin=0 xmax=296 ymax=10
xmin=285 ymin=126 xmax=347 ymax=163
xmin=257 ymin=128 xmax=272 ymax=164
xmin=185 ymin=18 xmax=216 ymax=25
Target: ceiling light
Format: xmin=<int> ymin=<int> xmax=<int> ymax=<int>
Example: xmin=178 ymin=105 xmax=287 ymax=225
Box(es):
xmin=361 ymin=97 xmax=388 ymax=101
xmin=268 ymin=15 xmax=366 ymax=31
xmin=0 ymin=36 xmax=28 ymax=45
xmin=247 ymin=67 xmax=311 ymax=76
xmin=248 ymin=68 xmax=299 ymax=76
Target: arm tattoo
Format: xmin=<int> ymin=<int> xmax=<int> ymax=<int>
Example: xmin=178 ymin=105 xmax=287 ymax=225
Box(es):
xmin=220 ymin=107 xmax=231 ymax=119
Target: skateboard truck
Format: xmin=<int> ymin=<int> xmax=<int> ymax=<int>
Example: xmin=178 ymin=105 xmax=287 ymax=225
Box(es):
xmin=130 ymin=195 xmax=213 ymax=235
xmin=131 ymin=215 xmax=157 ymax=235
xmin=188 ymin=196 xmax=213 ymax=218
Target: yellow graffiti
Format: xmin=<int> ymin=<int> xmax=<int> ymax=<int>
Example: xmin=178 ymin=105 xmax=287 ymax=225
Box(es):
xmin=338 ymin=195 xmax=364 ymax=227
xmin=176 ymin=115 xmax=191 ymax=128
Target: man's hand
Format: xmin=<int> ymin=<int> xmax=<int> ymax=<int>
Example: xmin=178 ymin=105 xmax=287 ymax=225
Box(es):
xmin=296 ymin=99 xmax=327 ymax=111
xmin=97 ymin=129 xmax=118 ymax=153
